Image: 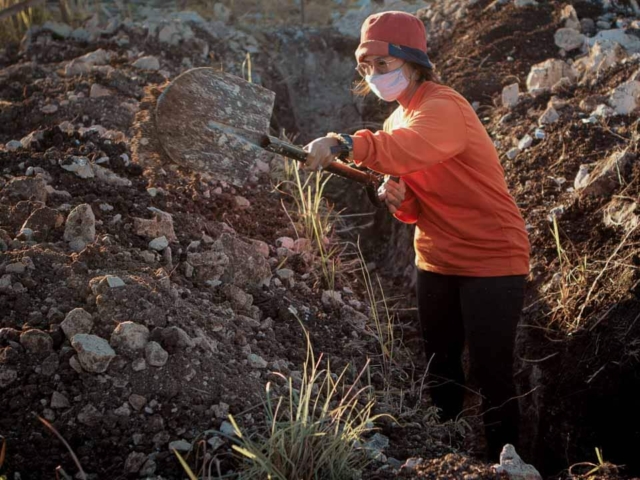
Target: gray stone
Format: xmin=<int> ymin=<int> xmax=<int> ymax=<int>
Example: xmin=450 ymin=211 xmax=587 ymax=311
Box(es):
xmin=527 ymin=59 xmax=575 ymax=96
xmin=539 ymin=106 xmax=559 ymax=125
xmin=131 ymin=358 xmax=147 ymax=371
xmin=322 ymin=290 xmax=343 ymax=309
xmin=247 ymin=353 xmax=268 ymax=369
xmin=501 ymin=83 xmax=519 ymax=108
xmin=583 ymin=150 xmax=636 ymax=197
xmin=0 ymin=366 xmax=18 ymax=388
xmin=169 ymin=439 xmax=192 ymax=452
xmin=588 ymin=29 xmax=640 ymax=54
xmin=149 ymin=236 xmax=169 ymax=251
xmin=554 ymin=28 xmax=585 ymax=51
xmin=132 ymin=55 xmax=160 ymax=71
xmin=518 ymin=135 xmax=533 ymax=150
xmin=114 ymin=402 xmax=131 ymax=416
xmin=514 ymin=0 xmax=537 ymax=6
xmin=41 ymin=21 xmax=73 ymax=38
xmin=90 ymin=275 xmax=126 ymax=295
xmin=90 ymin=84 xmax=112 ymax=98
xmin=145 ymin=341 xmax=169 ymax=367
xmin=64 ymin=204 xmax=95 ymax=251
xmin=214 ymin=233 xmax=272 ymax=288
xmin=93 ymin=164 xmax=132 ymax=187
xmin=493 ymin=444 xmax=542 ymax=479
xmin=51 ymin=391 xmax=70 ymax=409
xmin=161 ymin=326 xmax=195 ymax=350
xmin=5 ymin=262 xmax=26 ymax=274
xmin=77 ymin=404 xmax=101 ymax=426
xmin=220 ymin=420 xmax=236 ymax=437
xmin=61 ymin=308 xmax=93 ymax=339
xmin=5 ymin=140 xmax=22 ymax=152
xmin=275 ymin=237 xmax=295 ymax=249
xmin=125 ymin=451 xmax=146 ymax=473
xmin=60 ymin=156 xmax=94 ymax=178
xmin=0 ymin=275 xmax=12 ymax=289
xmin=110 ymin=322 xmax=149 ymax=352
xmin=41 ymin=104 xmax=58 ymax=114
xmin=276 ymin=269 xmax=294 ymax=280
xmin=41 ymin=353 xmax=59 ymax=376
xmin=234 ymin=195 xmax=250 ymax=209
xmin=133 ymin=208 xmax=177 ymax=242
xmin=19 ymin=329 xmax=53 ymax=356
xmin=71 ymin=334 xmax=116 ymax=373
xmin=609 ymin=80 xmax=640 ymax=115
xmin=3 ymin=176 xmax=47 ymax=203
xmin=129 ymin=393 xmax=147 ymax=411
xmin=140 ymin=458 xmax=157 ymax=476
xmin=561 ymin=5 xmax=581 ymax=30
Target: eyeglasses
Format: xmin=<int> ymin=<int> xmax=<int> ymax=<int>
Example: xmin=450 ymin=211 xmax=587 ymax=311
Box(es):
xmin=356 ymin=57 xmax=403 ymax=77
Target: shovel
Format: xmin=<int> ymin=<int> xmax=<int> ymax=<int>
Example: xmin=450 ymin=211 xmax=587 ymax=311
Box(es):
xmin=155 ymin=68 xmax=383 ymax=207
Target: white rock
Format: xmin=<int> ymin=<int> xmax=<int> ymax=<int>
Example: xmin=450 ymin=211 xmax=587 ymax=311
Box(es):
xmin=61 ymin=308 xmax=93 ymax=339
xmin=501 ymin=83 xmax=519 ymax=108
xmin=132 ymin=55 xmax=160 ymax=71
xmin=554 ymin=28 xmax=585 ymax=52
xmin=588 ymin=29 xmax=640 ymax=53
xmin=64 ymin=204 xmax=96 ymax=252
xmin=592 ymin=104 xmax=614 ymax=118
xmin=526 ymin=59 xmax=575 ymax=96
xmin=561 ymin=5 xmax=581 ymax=30
xmin=71 ymin=334 xmax=116 ymax=373
xmin=506 ymin=147 xmax=520 ymax=160
xmin=574 ymin=165 xmax=591 ymax=190
xmin=5 ymin=140 xmax=22 ymax=152
xmin=110 ymin=322 xmax=149 ymax=352
xmin=609 ymin=80 xmax=640 ymax=115
xmin=93 ymin=164 xmax=132 ymax=187
xmin=577 ymin=40 xmax=625 ymax=77
xmin=518 ymin=135 xmax=533 ymax=150
xmin=493 ymin=444 xmax=542 ymax=480
xmin=247 ymin=353 xmax=268 ymax=369
xmin=149 ymin=236 xmax=169 ymax=251
xmin=539 ymin=106 xmax=559 ymax=125
xmin=61 ymin=156 xmax=94 ymax=179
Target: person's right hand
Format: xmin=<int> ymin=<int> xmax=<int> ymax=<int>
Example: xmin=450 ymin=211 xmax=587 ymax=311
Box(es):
xmin=378 ymin=177 xmax=406 ymax=214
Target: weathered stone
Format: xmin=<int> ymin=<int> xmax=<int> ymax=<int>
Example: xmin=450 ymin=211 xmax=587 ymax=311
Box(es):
xmin=5 ymin=140 xmax=22 ymax=152
xmin=145 ymin=341 xmax=169 ymax=367
xmin=51 ymin=391 xmax=70 ymax=409
xmin=5 ymin=263 xmax=26 ymax=274
xmin=71 ymin=334 xmax=116 ymax=373
xmin=493 ymin=444 xmax=542 ymax=480
xmin=609 ymin=80 xmax=640 ymax=115
xmin=41 ymin=104 xmax=58 ymax=114
xmin=132 ymin=55 xmax=160 ymax=71
xmin=603 ymin=199 xmax=638 ymax=232
xmin=19 ymin=329 xmax=53 ymax=356
xmin=140 ymin=458 xmax=157 ymax=476
xmin=501 ymin=83 xmax=519 ymax=108
xmin=222 ymin=284 xmax=253 ymax=310
xmin=214 ymin=233 xmax=272 ymax=288
xmin=248 ymin=353 xmax=268 ymax=369
xmin=64 ymin=204 xmax=96 ymax=251
xmin=526 ymin=59 xmax=575 ymax=96
xmin=518 ymin=135 xmax=533 ymax=151
xmin=110 ymin=322 xmax=149 ymax=353
xmin=128 ymin=393 xmax=147 ymax=411
xmin=575 ymin=40 xmax=626 ymax=78
xmin=2 ymin=176 xmax=47 ymax=203
xmin=587 ymin=29 xmax=640 ymax=54
xmin=554 ymin=28 xmax=585 ymax=51
xmin=131 ymin=358 xmax=147 ymax=371
xmin=539 ymin=106 xmax=559 ymax=125
xmin=149 ymin=236 xmax=169 ymax=251
xmin=125 ymin=451 xmax=146 ymax=473
xmin=161 ymin=326 xmax=195 ymax=350
xmin=561 ymin=5 xmax=580 ymax=30
xmin=41 ymin=353 xmax=59 ymax=376
xmin=90 ymin=275 xmax=126 ymax=295
xmin=93 ymin=164 xmax=132 ymax=187
xmin=169 ymin=439 xmax=192 ymax=452
xmin=60 ymin=155 xmax=94 ymax=179
xmin=340 ymin=305 xmax=368 ymax=331
xmin=115 ymin=402 xmax=131 ymax=416
xmin=133 ymin=208 xmax=177 ymax=242
xmin=77 ymin=404 xmax=101 ymax=426
xmin=322 ymin=290 xmax=343 ymax=309
xmin=276 ymin=269 xmax=294 ymax=280
xmin=0 ymin=366 xmax=18 ymax=388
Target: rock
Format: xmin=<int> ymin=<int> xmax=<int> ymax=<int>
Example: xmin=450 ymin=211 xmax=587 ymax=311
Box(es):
xmin=145 ymin=341 xmax=169 ymax=367
xmin=140 ymin=458 xmax=157 ymax=476
xmin=131 ymin=358 xmax=147 ymax=371
xmin=161 ymin=326 xmax=195 ymax=351
xmin=2 ymin=176 xmax=47 ymax=203
xmin=575 ymin=39 xmax=625 ymax=78
xmin=93 ymin=164 xmax=132 ymax=187
xmin=71 ymin=334 xmax=116 ymax=373
xmin=5 ymin=140 xmax=22 ymax=151
xmin=19 ymin=329 xmax=53 ymax=356
xmin=322 ymin=290 xmax=343 ymax=309
xmin=214 ymin=233 xmax=272 ymax=288
xmin=213 ymin=2 xmax=231 ymax=22
xmin=275 ymin=237 xmax=295 ymax=249
xmin=341 ymin=305 xmax=368 ymax=331
xmin=609 ymin=80 xmax=640 ymax=115
xmin=69 ymin=355 xmax=83 ymax=373
xmin=506 ymin=148 xmax=520 ymax=160
xmin=514 ymin=0 xmax=537 ymax=6
xmin=603 ymin=198 xmax=638 ymax=231
xmin=5 ymin=263 xmax=26 ymax=274
xmin=115 ymin=402 xmax=131 ymax=416
xmin=248 ymin=353 xmax=268 ymax=369
xmin=51 ymin=391 xmax=70 ymax=409
xmin=60 ymin=155 xmax=94 ymax=178
xmin=125 ymin=452 xmax=146 ymax=473
xmin=501 ymin=83 xmax=519 ymax=108
xmin=129 ymin=393 xmax=147 ymax=411
xmin=64 ymin=59 xmax=92 ymax=76
xmin=0 ymin=275 xmax=12 ymax=289
xmin=90 ymin=84 xmax=112 ymax=98
xmin=583 ymin=150 xmax=636 ymax=197
xmin=364 ymin=432 xmax=390 ymax=460
xmin=554 ymin=28 xmax=585 ymax=51
xmin=133 ymin=208 xmax=177 ymax=242
xmin=20 ymin=130 xmax=44 ymax=149
xmin=220 ymin=420 xmax=236 ymax=437
xmin=526 ymin=59 xmax=575 ymax=96
xmin=41 ymin=21 xmax=73 ymax=38
xmin=561 ymin=5 xmax=581 ymax=30
xmin=234 ymin=195 xmax=250 ymax=208
xmin=493 ymin=444 xmax=542 ymax=480
xmin=587 ymin=29 xmax=640 ymax=54
xmin=110 ymin=322 xmax=149 ymax=353
xmin=90 ymin=275 xmax=126 ymax=295
xmin=149 ymin=236 xmax=169 ymax=251
xmin=21 ymin=207 xmax=64 ymax=240
xmin=132 ymin=55 xmax=160 ymax=71
xmin=518 ymin=135 xmax=533 ymax=150
xmin=222 ymin=284 xmax=253 ymax=310
xmin=169 ymin=439 xmax=192 ymax=452
xmin=580 ymin=18 xmax=596 ymax=36
xmin=539 ymin=106 xmax=559 ymax=125
xmin=276 ymin=269 xmax=294 ymax=280
xmin=77 ymin=404 xmax=101 ymax=426
xmin=293 ymin=238 xmax=312 ymax=253
xmin=0 ymin=366 xmax=18 ymax=388
xmin=63 ymin=204 xmax=95 ymax=251
xmin=41 ymin=104 xmax=58 ymax=114
xmin=41 ymin=353 xmax=59 ymax=376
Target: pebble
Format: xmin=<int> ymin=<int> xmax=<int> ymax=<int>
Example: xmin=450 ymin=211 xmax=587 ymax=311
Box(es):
xmin=61 ymin=308 xmax=93 ymax=339
xmin=131 ymin=358 xmax=147 ymax=371
xmin=234 ymin=195 xmax=251 ymax=209
xmin=111 ymin=322 xmax=150 ymax=352
xmin=129 ymin=394 xmax=147 ymax=411
xmin=149 ymin=236 xmax=169 ymax=251
xmin=145 ymin=341 xmax=169 ymax=367
xmin=501 ymin=83 xmax=519 ymax=108
xmin=90 ymin=84 xmax=113 ymax=98
xmin=132 ymin=55 xmax=160 ymax=70
xmin=71 ymin=334 xmax=116 ymax=373
xmin=41 ymin=104 xmax=59 ymax=114
xmin=506 ymin=148 xmax=520 ymax=160
xmin=64 ymin=204 xmax=96 ymax=252
xmin=518 ymin=135 xmax=533 ymax=151
xmin=5 ymin=140 xmax=22 ymax=152
xmin=247 ymin=353 xmax=268 ymax=369
xmin=276 ymin=269 xmax=294 ymax=280
xmin=169 ymin=440 xmax=192 ymax=452
xmin=19 ymin=329 xmax=53 ymax=356
xmin=50 ymin=391 xmax=70 ymax=409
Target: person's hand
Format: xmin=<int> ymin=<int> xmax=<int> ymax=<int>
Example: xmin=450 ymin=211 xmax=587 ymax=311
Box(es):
xmin=378 ymin=177 xmax=406 ymax=214
xmin=303 ymin=137 xmax=339 ymax=171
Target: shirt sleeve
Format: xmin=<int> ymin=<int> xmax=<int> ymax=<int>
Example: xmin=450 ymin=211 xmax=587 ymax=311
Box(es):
xmin=393 ymin=185 xmax=419 ymax=224
xmin=351 ymin=97 xmax=468 ymax=176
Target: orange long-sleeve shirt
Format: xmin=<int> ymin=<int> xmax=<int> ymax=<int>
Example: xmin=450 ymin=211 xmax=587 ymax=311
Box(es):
xmin=352 ymin=81 xmax=530 ymax=277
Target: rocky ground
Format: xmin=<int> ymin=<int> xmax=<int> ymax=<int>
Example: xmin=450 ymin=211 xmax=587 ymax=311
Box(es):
xmin=1 ymin=0 xmax=640 ymax=479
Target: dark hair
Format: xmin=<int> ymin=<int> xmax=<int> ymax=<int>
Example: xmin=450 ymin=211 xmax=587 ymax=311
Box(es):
xmin=353 ymin=62 xmax=440 ymax=97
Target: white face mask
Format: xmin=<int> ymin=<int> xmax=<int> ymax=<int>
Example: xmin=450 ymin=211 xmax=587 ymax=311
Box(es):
xmin=366 ymin=68 xmax=409 ymax=102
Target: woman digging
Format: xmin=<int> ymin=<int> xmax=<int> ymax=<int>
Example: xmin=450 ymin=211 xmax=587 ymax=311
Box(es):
xmin=303 ymin=11 xmax=530 ymax=460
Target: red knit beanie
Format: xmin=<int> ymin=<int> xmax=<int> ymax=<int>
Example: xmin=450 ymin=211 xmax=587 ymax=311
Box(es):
xmin=355 ymin=11 xmax=428 ymax=63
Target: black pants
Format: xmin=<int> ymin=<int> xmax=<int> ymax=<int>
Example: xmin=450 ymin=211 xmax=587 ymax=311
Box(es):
xmin=416 ymin=269 xmax=525 ymax=459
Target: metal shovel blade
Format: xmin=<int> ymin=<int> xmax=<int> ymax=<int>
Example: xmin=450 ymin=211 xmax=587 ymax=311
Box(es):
xmin=155 ymin=68 xmax=276 ymax=186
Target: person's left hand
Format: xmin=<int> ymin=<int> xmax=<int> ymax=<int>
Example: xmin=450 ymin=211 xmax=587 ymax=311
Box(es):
xmin=303 ymin=136 xmax=339 ymax=171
